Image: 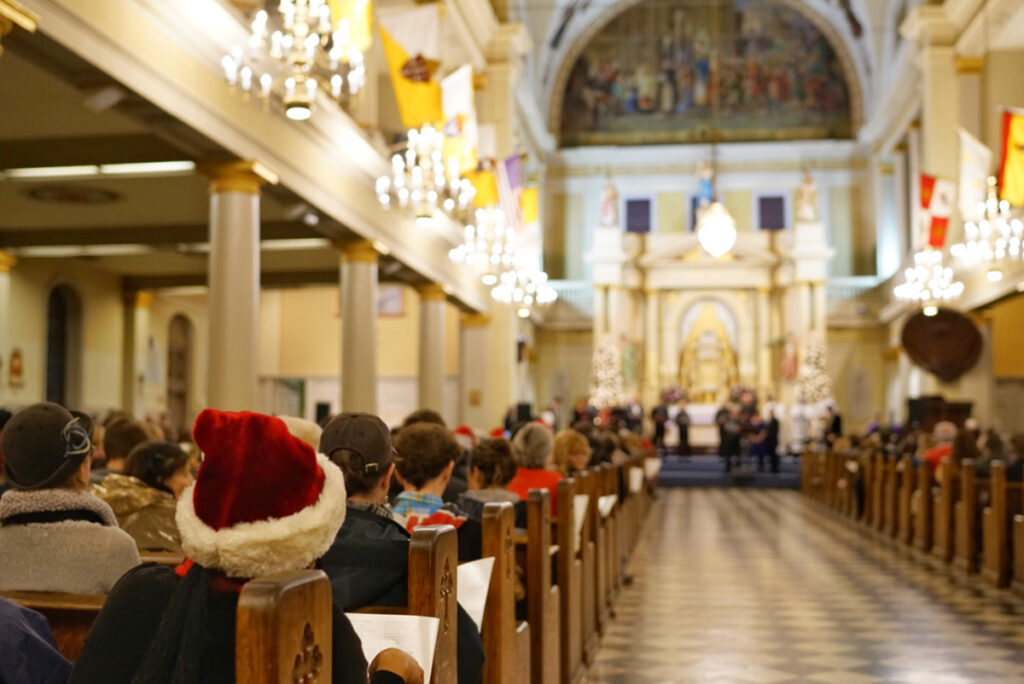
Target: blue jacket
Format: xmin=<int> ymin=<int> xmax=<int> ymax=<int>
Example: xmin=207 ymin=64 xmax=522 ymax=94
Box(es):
xmin=0 ymin=597 xmax=72 ymax=684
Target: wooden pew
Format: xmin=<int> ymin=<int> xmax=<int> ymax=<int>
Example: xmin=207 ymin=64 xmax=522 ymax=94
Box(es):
xmin=931 ymin=459 xmax=959 ymax=563
xmin=482 ymin=502 xmax=530 ymax=684
xmin=517 ymin=489 xmax=560 ymax=684
xmin=883 ymin=456 xmax=898 ymax=538
xmin=600 ymin=465 xmax=622 ymax=611
xmin=897 ymin=456 xmax=915 ymax=545
xmin=870 ymin=453 xmax=885 ymax=531
xmin=981 ymin=463 xmax=1023 ymax=587
xmin=578 ymin=470 xmax=599 ymax=664
xmin=912 ymin=460 xmax=934 ymax=553
xmin=953 ymin=460 xmax=988 ymax=575
xmin=555 ymin=477 xmax=585 ymax=684
xmin=236 ymin=569 xmax=333 ymax=684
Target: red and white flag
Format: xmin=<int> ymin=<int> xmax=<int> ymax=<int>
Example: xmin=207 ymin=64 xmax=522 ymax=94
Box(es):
xmin=920 ymin=174 xmax=956 ymax=248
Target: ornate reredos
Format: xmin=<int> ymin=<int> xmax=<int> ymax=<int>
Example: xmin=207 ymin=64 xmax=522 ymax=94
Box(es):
xmin=548 ymin=0 xmax=865 ymax=146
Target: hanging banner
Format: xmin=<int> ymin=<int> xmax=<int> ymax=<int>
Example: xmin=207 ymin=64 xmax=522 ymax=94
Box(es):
xmin=465 ymin=168 xmax=499 ymax=208
xmin=378 ymin=4 xmax=442 ymax=129
xmin=959 ymin=127 xmax=992 ymax=221
xmin=441 ymin=65 xmax=478 ymax=174
xmin=326 ymin=0 xmax=373 ymax=52
xmin=920 ymin=173 xmax=956 ymax=248
xmin=999 ymin=108 xmax=1024 ymax=207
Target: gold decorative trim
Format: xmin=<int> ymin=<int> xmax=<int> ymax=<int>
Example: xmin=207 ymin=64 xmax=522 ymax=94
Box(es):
xmin=416 ymin=283 xmax=447 ymax=302
xmin=955 ymin=56 xmax=985 ymax=74
xmin=134 ymin=291 xmax=154 ymax=310
xmin=339 ymin=239 xmax=379 ymax=264
xmin=461 ymin=313 xmax=492 ymax=328
xmin=0 ymin=250 xmax=16 ymax=273
xmin=879 ymin=162 xmax=895 ymax=175
xmin=197 ymin=160 xmax=278 ymax=195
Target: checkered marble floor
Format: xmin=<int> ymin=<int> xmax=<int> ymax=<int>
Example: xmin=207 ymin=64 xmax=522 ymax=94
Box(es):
xmin=588 ymin=488 xmax=1024 ymax=683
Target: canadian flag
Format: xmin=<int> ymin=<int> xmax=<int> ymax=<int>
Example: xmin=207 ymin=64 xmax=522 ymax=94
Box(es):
xmin=920 ymin=174 xmax=956 ymax=248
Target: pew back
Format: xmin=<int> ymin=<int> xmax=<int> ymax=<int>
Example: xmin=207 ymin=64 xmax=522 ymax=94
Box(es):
xmin=482 ymin=502 xmax=530 ymax=684
xmin=0 ymin=591 xmax=104 ymax=661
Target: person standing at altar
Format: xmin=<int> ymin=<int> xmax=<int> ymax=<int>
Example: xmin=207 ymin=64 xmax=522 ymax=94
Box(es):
xmin=674 ymin=399 xmax=691 ymax=461
xmin=765 ymin=409 xmax=781 ymax=473
xmin=651 ymin=400 xmax=669 ymax=456
xmin=720 ymin=405 xmax=743 ymax=473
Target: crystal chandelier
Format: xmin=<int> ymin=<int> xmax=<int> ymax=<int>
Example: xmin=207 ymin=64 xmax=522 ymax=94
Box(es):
xmin=696 ymin=201 xmax=738 ymax=258
xmin=950 ymin=176 xmax=1024 ymax=282
xmin=492 ymin=268 xmax=558 ymax=319
xmin=448 ymin=207 xmax=517 ymax=285
xmin=893 ymin=248 xmax=964 ymax=316
xmin=376 ymin=125 xmax=476 ymax=225
xmin=221 ymin=1 xmax=367 ymax=122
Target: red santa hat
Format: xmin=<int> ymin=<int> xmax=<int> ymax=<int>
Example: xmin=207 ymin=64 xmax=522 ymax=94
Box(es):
xmin=175 ymin=409 xmax=346 ymax=579
xmin=453 ymin=424 xmax=477 ymax=451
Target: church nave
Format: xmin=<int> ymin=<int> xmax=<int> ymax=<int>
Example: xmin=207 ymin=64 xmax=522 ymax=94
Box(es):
xmin=589 ymin=489 xmax=1024 ymax=684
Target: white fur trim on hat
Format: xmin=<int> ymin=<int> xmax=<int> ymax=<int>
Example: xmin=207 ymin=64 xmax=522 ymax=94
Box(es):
xmin=175 ymin=453 xmax=347 ymax=578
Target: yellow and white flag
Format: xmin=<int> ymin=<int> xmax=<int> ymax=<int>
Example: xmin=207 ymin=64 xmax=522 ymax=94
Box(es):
xmin=326 ymin=0 xmax=373 ymax=52
xmin=959 ymin=127 xmax=992 ymax=221
xmin=441 ymin=65 xmax=478 ymax=174
xmin=378 ymin=4 xmax=443 ymax=129
xmin=465 ymin=168 xmax=499 ymax=208
xmin=999 ymin=108 xmax=1024 ymax=207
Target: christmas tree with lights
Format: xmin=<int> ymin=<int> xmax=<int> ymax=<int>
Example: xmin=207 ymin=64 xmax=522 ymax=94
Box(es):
xmin=589 ymin=335 xmax=626 ymax=409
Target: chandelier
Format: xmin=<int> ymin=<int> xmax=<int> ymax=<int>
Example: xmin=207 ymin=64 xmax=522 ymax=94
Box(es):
xmin=492 ymin=268 xmax=558 ymax=319
xmin=448 ymin=207 xmax=517 ymax=285
xmin=697 ymin=201 xmax=738 ymax=258
xmin=893 ymin=248 xmax=964 ymax=316
xmin=950 ymin=176 xmax=1023 ymax=282
xmin=376 ymin=125 xmax=476 ymax=225
xmin=221 ymin=1 xmax=367 ymax=122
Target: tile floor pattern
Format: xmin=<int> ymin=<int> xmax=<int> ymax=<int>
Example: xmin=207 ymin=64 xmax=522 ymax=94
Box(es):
xmin=587 ymin=488 xmax=1024 ymax=683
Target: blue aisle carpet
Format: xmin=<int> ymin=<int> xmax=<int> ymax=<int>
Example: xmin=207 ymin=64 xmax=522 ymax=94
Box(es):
xmin=657 ymin=453 xmax=801 ymax=489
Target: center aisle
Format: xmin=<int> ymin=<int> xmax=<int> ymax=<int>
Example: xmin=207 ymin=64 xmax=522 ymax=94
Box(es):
xmin=589 ymin=488 xmax=1024 ymax=683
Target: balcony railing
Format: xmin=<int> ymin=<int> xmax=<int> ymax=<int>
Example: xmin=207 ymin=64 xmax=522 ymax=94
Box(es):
xmin=549 ymin=280 xmax=594 ymax=317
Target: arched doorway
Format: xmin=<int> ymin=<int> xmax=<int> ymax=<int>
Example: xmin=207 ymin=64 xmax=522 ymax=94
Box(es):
xmin=167 ymin=314 xmax=193 ymax=435
xmin=45 ymin=285 xmax=83 ymax=407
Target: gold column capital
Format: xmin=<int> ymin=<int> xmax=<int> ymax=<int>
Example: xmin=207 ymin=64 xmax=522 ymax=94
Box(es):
xmin=416 ymin=283 xmax=447 ymax=302
xmin=0 ymin=250 xmax=16 ymax=273
xmin=124 ymin=290 xmax=153 ymax=309
xmin=338 ymin=239 xmax=380 ymax=264
xmin=461 ymin=312 xmax=491 ymax=327
xmin=954 ymin=55 xmax=985 ymax=75
xmin=197 ymin=160 xmax=278 ymax=195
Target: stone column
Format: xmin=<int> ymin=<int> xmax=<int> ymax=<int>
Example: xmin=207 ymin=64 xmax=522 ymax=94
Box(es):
xmin=121 ymin=291 xmax=152 ymax=417
xmin=339 ymin=240 xmax=379 ymax=413
xmin=956 ymin=56 xmax=985 ymax=139
xmin=812 ymin=282 xmax=828 ymax=341
xmin=756 ymin=286 xmax=772 ymax=393
xmin=200 ymin=161 xmax=274 ymax=411
xmin=797 ymin=281 xmax=813 ymax=344
xmin=643 ymin=289 xmax=660 ymax=407
xmin=416 ymin=283 xmax=447 ymax=414
xmin=485 ymin=302 xmax=518 ymax=429
xmin=459 ymin=313 xmax=491 ymax=430
xmin=0 ymin=251 xmax=15 ymax=405
xmin=593 ymin=285 xmax=609 ymax=337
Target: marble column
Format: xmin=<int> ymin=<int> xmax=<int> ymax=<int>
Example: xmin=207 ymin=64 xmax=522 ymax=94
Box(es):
xmin=0 ymin=251 xmax=15 ymax=405
xmin=756 ymin=287 xmax=772 ymax=393
xmin=339 ymin=240 xmax=379 ymax=413
xmin=797 ymin=281 xmax=813 ymax=345
xmin=459 ymin=313 xmax=491 ymax=430
xmin=593 ymin=285 xmax=609 ymax=338
xmin=643 ymin=289 xmax=660 ymax=407
xmin=956 ymin=56 xmax=985 ymax=139
xmin=121 ymin=290 xmax=152 ymax=417
xmin=416 ymin=283 xmax=447 ymax=414
xmin=200 ymin=161 xmax=273 ymax=411
xmin=485 ymin=302 xmax=518 ymax=429
xmin=812 ymin=282 xmax=828 ymax=342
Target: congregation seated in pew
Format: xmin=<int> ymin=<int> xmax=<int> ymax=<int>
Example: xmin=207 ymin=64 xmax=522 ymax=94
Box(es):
xmin=552 ymin=429 xmax=592 ymax=478
xmin=0 ymin=403 xmax=141 ymax=594
xmin=506 ymin=422 xmax=563 ymax=510
xmin=68 ymin=408 xmax=423 ymax=684
xmin=456 ymin=437 xmax=522 ymax=521
xmin=92 ymin=440 xmax=194 ymax=553
xmin=318 ymin=411 xmax=485 ymax=684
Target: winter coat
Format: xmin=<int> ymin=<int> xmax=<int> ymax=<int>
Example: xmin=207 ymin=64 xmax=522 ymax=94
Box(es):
xmin=319 ymin=505 xmax=485 ymax=684
xmin=0 ymin=488 xmax=140 ymax=594
xmin=0 ymin=597 xmax=71 ymax=684
xmin=68 ymin=563 xmax=371 ymax=684
xmin=93 ymin=473 xmax=182 ymax=553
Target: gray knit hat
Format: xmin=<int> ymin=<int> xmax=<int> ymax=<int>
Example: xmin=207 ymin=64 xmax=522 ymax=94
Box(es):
xmin=1 ymin=402 xmax=94 ymax=490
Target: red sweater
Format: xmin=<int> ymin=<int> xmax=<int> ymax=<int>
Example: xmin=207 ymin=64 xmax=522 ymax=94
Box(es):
xmin=506 ymin=468 xmax=563 ymax=513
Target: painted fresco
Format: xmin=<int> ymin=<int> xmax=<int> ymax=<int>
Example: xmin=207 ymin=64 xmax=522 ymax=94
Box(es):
xmin=559 ymin=0 xmax=852 ymax=146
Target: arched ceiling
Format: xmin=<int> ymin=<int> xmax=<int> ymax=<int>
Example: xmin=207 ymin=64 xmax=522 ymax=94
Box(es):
xmin=537 ymin=0 xmax=873 ymax=147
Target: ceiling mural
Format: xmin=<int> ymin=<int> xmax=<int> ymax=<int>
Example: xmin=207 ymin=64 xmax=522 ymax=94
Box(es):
xmin=558 ymin=0 xmax=853 ymax=146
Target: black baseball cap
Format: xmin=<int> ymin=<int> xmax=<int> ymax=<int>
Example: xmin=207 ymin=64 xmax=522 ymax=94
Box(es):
xmin=1 ymin=402 xmax=95 ymax=490
xmin=319 ymin=412 xmax=393 ymax=475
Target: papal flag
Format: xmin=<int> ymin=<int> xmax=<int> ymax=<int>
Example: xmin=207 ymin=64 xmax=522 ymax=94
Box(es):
xmin=326 ymin=0 xmax=373 ymax=52
xmin=465 ymin=168 xmax=499 ymax=208
xmin=920 ymin=173 xmax=956 ymax=248
xmin=378 ymin=4 xmax=443 ymax=129
xmin=520 ymin=186 xmax=541 ymax=252
xmin=959 ymin=127 xmax=992 ymax=221
xmin=999 ymin=108 xmax=1024 ymax=207
xmin=441 ymin=65 xmax=478 ymax=174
